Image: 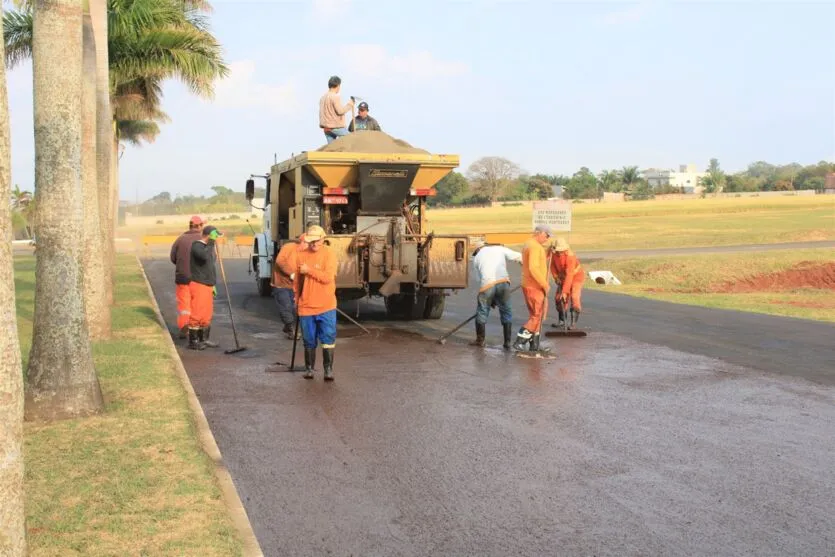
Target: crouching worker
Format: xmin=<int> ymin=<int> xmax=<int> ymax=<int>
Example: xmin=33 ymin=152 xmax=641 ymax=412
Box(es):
xmin=513 ymin=224 xmax=552 ymax=352
xmin=294 ymin=225 xmax=338 ymax=380
xmin=188 ymin=225 xmax=222 ymax=350
xmin=550 ymin=238 xmax=585 ymax=329
xmin=470 ymin=239 xmax=522 ymax=350
xmin=272 ymin=234 xmax=307 ymax=339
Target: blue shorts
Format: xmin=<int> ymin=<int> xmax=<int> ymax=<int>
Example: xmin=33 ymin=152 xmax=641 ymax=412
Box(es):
xmin=299 ymin=310 xmax=337 ymax=349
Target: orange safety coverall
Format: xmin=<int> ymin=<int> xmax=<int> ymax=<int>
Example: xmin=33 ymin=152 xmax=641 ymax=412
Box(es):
xmin=521 ymin=237 xmax=550 ymax=332
xmin=272 ymin=241 xmax=302 ymax=289
xmin=293 ymin=246 xmax=338 ymax=317
xmin=188 ymin=282 xmax=214 ymax=328
xmin=175 ymin=284 xmax=191 ymax=330
xmin=550 ymin=249 xmax=585 ymax=312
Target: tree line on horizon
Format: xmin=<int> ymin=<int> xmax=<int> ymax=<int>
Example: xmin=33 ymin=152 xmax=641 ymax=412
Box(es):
xmin=1 ymin=0 xmax=228 ymax=552
xmin=427 ymin=157 xmax=835 ymax=207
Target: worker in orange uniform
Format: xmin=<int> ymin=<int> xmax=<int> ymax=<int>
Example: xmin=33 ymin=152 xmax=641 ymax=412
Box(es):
xmin=272 ymin=234 xmax=307 ymax=339
xmin=187 ymin=225 xmax=222 ymax=350
xmin=169 ymin=215 xmax=203 ymax=338
xmin=512 ymin=224 xmax=553 ymax=352
xmin=550 ymin=238 xmax=585 ymax=330
xmin=293 ymin=225 xmax=338 ymax=381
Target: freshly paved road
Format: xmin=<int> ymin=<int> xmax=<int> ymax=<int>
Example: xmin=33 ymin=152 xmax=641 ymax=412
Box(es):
xmin=142 ymin=256 xmax=835 ymax=557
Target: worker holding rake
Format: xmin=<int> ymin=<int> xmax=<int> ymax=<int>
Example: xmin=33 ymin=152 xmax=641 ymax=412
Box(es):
xmin=550 ymin=238 xmax=585 ymax=330
xmin=512 ymin=224 xmax=553 ymax=352
xmin=187 ymin=225 xmax=222 ymax=350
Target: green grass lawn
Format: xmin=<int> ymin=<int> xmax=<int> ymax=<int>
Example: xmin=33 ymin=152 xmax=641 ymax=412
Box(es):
xmin=427 ymin=196 xmax=835 ymax=250
xmin=15 ymin=255 xmax=243 ymax=556
xmin=585 ymin=248 xmax=835 ymax=322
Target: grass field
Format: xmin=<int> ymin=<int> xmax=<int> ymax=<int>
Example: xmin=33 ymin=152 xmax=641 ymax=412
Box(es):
xmin=585 ymin=248 xmax=835 ymax=322
xmin=15 ymin=256 xmax=243 ymax=556
xmin=427 ymin=196 xmax=835 ymax=250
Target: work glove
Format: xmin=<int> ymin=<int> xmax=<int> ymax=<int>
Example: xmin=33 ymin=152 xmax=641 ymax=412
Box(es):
xmin=213 ymin=286 xmax=217 ymax=298
xmin=209 ymin=229 xmax=221 ymax=241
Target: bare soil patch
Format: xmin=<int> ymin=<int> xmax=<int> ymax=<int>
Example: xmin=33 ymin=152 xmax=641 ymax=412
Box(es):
xmin=715 ymin=262 xmax=835 ymax=293
xmin=317 ymin=130 xmax=430 ymax=154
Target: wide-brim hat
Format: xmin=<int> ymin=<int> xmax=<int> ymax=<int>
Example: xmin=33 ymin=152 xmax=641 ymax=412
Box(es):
xmin=552 ymin=237 xmax=570 ymax=252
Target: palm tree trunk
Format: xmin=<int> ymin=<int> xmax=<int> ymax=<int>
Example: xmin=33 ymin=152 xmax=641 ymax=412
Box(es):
xmin=0 ymin=1 xmax=27 ymax=552
xmin=81 ymin=11 xmax=110 ymax=340
xmin=89 ymin=0 xmax=114 ymax=304
xmin=26 ymin=0 xmax=104 ymax=421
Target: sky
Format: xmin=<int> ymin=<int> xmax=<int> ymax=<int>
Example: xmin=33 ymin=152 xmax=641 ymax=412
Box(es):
xmin=6 ymin=0 xmax=835 ymax=202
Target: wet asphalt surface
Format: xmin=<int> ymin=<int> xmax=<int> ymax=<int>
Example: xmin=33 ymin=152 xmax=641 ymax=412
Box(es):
xmin=141 ymin=255 xmax=835 ymax=557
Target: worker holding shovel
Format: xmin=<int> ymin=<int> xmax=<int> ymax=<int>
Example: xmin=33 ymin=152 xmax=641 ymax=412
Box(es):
xmin=188 ymin=225 xmax=222 ymax=350
xmin=512 ymin=224 xmax=553 ymax=352
xmin=294 ymin=225 xmax=338 ymax=380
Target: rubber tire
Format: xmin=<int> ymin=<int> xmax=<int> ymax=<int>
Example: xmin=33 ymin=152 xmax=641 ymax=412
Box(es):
xmin=257 ymin=277 xmax=271 ymax=297
xmin=423 ymin=294 xmax=445 ymax=320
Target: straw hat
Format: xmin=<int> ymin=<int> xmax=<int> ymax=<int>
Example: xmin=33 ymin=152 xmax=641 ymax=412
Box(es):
xmin=551 ymin=237 xmax=570 ymax=252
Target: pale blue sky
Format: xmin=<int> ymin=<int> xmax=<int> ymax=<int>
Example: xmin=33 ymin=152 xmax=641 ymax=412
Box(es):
xmin=6 ymin=0 xmax=835 ymax=201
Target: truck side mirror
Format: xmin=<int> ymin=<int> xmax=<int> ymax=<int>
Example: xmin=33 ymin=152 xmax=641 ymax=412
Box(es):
xmin=265 ymin=177 xmax=271 ymax=206
xmin=245 ymin=179 xmax=255 ymax=201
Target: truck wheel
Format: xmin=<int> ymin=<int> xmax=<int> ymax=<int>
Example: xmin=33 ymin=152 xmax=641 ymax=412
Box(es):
xmin=257 ymin=277 xmax=272 ymax=297
xmin=424 ymin=294 xmax=445 ymax=320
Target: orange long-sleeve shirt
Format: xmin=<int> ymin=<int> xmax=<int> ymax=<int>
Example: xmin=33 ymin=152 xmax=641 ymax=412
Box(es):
xmin=293 ymin=246 xmax=337 ymax=316
xmin=271 ymin=240 xmax=303 ymax=289
xmin=550 ymin=249 xmax=584 ymax=293
xmin=521 ymin=237 xmax=550 ymax=293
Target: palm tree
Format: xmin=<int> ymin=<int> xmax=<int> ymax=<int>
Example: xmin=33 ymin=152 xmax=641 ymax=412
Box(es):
xmin=621 ymin=166 xmax=641 ymax=192
xmin=82 ymin=10 xmax=110 ymax=340
xmin=598 ymin=169 xmax=622 ymax=193
xmin=0 ymin=1 xmax=26 ymax=550
xmin=26 ymin=0 xmax=104 ymax=421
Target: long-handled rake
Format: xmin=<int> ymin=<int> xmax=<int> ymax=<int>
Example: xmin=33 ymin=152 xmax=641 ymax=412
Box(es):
xmin=215 ymin=246 xmax=248 ymax=354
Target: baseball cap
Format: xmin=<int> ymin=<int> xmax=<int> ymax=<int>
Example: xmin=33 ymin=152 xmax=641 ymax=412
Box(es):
xmin=534 ymin=224 xmax=553 ymax=237
xmin=190 ymin=215 xmax=204 ymax=225
xmin=358 ymin=101 xmax=369 ymax=111
xmin=203 ymin=225 xmax=222 ymax=237
xmin=305 ymin=225 xmax=326 ymax=242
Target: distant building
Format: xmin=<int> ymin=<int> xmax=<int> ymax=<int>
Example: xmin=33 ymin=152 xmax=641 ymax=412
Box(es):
xmin=643 ymin=164 xmax=706 ymax=193
xmin=825 ymin=172 xmax=835 ymax=193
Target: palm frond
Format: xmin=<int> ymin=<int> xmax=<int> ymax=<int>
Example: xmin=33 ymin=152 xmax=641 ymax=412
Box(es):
xmin=3 ymin=8 xmax=33 ymax=68
xmin=117 ymin=119 xmax=161 ymax=145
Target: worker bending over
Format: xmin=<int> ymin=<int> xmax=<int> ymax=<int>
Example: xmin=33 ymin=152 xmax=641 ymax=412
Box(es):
xmin=188 ymin=225 xmax=222 ymax=350
xmin=470 ymin=240 xmax=522 ymax=350
xmin=272 ymin=234 xmax=307 ymax=339
xmin=550 ymin=238 xmax=585 ymax=329
xmin=169 ymin=215 xmax=203 ymax=339
xmin=294 ymin=225 xmax=338 ymax=381
xmin=512 ymin=224 xmax=552 ymax=352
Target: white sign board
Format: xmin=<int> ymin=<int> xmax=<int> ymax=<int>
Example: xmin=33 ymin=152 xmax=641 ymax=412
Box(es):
xmin=532 ymin=200 xmax=572 ymax=232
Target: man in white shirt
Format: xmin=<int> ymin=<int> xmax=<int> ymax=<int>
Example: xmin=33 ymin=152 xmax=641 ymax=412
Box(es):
xmin=470 ymin=240 xmax=523 ymax=350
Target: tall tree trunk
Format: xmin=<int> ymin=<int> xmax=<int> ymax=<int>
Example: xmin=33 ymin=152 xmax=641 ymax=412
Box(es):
xmin=0 ymin=1 xmax=27 ymax=552
xmin=26 ymin=0 xmax=104 ymax=422
xmin=81 ymin=12 xmax=109 ymax=340
xmin=89 ymin=0 xmax=114 ymax=304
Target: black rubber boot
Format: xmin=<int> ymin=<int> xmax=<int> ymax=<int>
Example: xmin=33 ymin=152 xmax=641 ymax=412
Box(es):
xmin=502 ymin=322 xmax=513 ymax=351
xmin=323 ymin=348 xmax=334 ymax=381
xmin=531 ymin=333 xmax=551 ymax=353
xmin=469 ymin=323 xmax=486 ymax=347
xmin=303 ymin=348 xmax=316 ymax=379
xmin=569 ymin=309 xmax=580 ymax=330
xmin=178 ymin=325 xmax=188 ymax=339
xmin=203 ymin=325 xmax=219 ymax=348
xmin=512 ymin=328 xmax=532 ymax=351
xmin=188 ymin=328 xmax=203 ymax=350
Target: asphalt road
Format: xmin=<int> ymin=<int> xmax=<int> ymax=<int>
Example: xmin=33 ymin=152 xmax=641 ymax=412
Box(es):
xmin=142 ymin=256 xmax=835 ymax=556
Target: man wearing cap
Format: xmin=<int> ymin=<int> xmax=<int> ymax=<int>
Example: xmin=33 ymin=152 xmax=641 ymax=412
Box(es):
xmin=169 ymin=216 xmax=204 ymax=338
xmin=470 ymin=239 xmax=522 ymax=350
xmin=319 ymin=75 xmax=354 ymax=144
xmin=512 ymin=224 xmax=553 ymax=352
xmin=293 ymin=225 xmax=338 ymax=380
xmin=272 ymin=234 xmax=307 ymax=339
xmin=549 ymin=238 xmax=585 ymax=329
xmin=348 ymin=101 xmax=381 ymax=132
xmin=187 ymin=225 xmax=222 ymax=350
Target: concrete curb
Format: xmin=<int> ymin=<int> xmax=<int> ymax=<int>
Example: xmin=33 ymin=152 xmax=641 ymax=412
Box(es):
xmin=136 ymin=256 xmax=264 ymax=557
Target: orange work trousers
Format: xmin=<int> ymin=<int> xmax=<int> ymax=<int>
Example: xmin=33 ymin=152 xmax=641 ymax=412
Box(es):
xmin=558 ymin=276 xmax=585 ymax=312
xmin=522 ymin=286 xmax=548 ymax=333
xmin=175 ymin=284 xmax=191 ymax=330
xmin=188 ymin=282 xmax=214 ymax=328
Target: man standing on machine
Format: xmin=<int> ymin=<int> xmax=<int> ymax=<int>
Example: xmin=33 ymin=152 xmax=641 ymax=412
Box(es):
xmin=348 ymin=101 xmax=381 ymax=132
xmin=169 ymin=215 xmax=203 ymax=339
xmin=294 ymin=225 xmax=338 ymax=380
xmin=549 ymin=238 xmax=585 ymax=330
xmin=319 ymin=75 xmax=354 ymax=144
xmin=512 ymin=224 xmax=552 ymax=352
xmin=188 ymin=225 xmax=222 ymax=350
xmin=272 ymin=234 xmax=307 ymax=339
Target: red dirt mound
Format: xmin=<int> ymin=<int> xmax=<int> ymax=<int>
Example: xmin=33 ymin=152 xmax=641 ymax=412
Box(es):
xmin=714 ymin=262 xmax=835 ymax=293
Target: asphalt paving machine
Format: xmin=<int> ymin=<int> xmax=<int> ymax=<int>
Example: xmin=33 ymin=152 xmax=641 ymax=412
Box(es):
xmin=246 ymin=150 xmax=470 ymax=320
